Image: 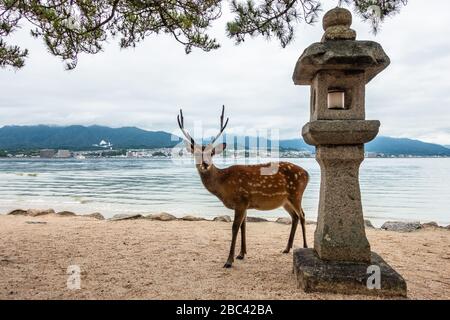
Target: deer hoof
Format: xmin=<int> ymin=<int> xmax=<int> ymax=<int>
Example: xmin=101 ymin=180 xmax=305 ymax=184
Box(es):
xmin=236 ymin=254 xmax=245 ymax=260
xmin=223 ymin=262 xmax=232 ymax=268
xmin=282 ymin=249 xmax=290 ymax=254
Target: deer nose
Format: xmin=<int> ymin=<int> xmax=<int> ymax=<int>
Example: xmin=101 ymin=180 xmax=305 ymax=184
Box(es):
xmin=201 ymin=161 xmax=209 ymax=169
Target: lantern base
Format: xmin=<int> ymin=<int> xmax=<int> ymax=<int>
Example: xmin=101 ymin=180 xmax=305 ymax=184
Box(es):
xmin=293 ymin=248 xmax=407 ymax=297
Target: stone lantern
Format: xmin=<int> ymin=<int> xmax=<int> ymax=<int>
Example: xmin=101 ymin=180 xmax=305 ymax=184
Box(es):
xmin=292 ymin=7 xmax=407 ymax=296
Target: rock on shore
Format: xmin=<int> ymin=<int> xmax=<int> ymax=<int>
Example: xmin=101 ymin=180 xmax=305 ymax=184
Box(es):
xmin=85 ymin=212 xmax=105 ymax=220
xmin=109 ymin=214 xmax=143 ymax=221
xmin=275 ymin=217 xmax=291 ymax=225
xmin=421 ymin=221 xmax=439 ymax=228
xmin=56 ymin=211 xmax=77 ymax=217
xmin=7 ymin=209 xmax=55 ymax=217
xmin=365 ymin=219 xmax=375 ymax=228
xmin=247 ymin=216 xmax=268 ymax=222
xmin=28 ymin=209 xmax=55 ymax=216
xmin=7 ymin=209 xmax=28 ymax=216
xmin=213 ymin=215 xmax=232 ymax=222
xmin=181 ymin=215 xmax=207 ymax=221
xmin=146 ymin=212 xmax=177 ymax=221
xmin=381 ymin=221 xmax=422 ymax=232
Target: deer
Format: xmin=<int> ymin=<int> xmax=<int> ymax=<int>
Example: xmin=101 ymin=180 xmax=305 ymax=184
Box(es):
xmin=177 ymin=106 xmax=309 ymax=268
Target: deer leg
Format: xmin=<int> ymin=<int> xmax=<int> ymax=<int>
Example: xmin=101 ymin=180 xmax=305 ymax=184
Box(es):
xmin=300 ymin=208 xmax=308 ymax=248
xmin=224 ymin=209 xmax=246 ymax=268
xmin=289 ymin=199 xmax=308 ymax=249
xmin=282 ymin=203 xmax=299 ymax=253
xmin=237 ymin=216 xmax=247 ymax=260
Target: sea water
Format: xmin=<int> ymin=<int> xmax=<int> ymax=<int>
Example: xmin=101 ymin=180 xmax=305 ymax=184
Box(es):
xmin=0 ymin=158 xmax=449 ymax=227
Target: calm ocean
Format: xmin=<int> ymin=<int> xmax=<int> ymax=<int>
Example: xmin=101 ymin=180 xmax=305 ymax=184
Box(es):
xmin=0 ymin=158 xmax=449 ymax=227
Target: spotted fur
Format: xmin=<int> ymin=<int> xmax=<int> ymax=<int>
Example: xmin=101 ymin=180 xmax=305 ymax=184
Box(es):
xmin=194 ymin=159 xmax=310 ymax=268
xmin=198 ymin=162 xmax=308 ymax=212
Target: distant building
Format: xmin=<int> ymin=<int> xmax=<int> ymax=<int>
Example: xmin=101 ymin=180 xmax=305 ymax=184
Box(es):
xmin=40 ymin=149 xmax=56 ymax=158
xmin=55 ymin=150 xmax=72 ymax=158
xmin=365 ymin=152 xmax=379 ymax=158
xmin=93 ymin=140 xmax=113 ymax=149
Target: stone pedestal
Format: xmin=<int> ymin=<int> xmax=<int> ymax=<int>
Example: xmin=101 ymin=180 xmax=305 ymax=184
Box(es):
xmin=314 ymin=144 xmax=370 ymax=262
xmin=303 ymin=120 xmax=379 ymax=262
xmin=293 ymin=249 xmax=407 ymax=297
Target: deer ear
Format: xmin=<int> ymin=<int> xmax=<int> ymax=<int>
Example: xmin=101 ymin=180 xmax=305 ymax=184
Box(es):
xmin=185 ymin=141 xmax=194 ymax=153
xmin=212 ymin=143 xmax=226 ymax=156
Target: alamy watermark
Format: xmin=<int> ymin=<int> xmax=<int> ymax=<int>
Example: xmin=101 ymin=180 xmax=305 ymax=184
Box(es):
xmin=169 ymin=121 xmax=284 ymax=175
xmin=67 ymin=265 xmax=81 ymax=290
xmin=366 ymin=265 xmax=381 ymax=290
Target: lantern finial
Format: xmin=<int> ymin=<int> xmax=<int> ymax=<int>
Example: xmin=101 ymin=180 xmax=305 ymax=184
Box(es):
xmin=322 ymin=7 xmax=356 ymax=42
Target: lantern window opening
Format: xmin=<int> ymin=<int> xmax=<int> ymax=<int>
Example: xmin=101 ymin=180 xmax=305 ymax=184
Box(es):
xmin=327 ymin=89 xmax=346 ymax=110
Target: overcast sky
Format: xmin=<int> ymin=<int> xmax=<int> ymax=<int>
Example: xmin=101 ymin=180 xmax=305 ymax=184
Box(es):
xmin=1 ymin=1 xmax=450 ymax=144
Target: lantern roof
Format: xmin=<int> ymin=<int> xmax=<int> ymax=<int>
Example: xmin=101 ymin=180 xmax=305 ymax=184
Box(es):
xmin=292 ymin=7 xmax=390 ymax=85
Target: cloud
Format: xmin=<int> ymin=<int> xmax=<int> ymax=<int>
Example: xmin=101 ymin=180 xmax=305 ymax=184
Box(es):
xmin=0 ymin=1 xmax=449 ymax=143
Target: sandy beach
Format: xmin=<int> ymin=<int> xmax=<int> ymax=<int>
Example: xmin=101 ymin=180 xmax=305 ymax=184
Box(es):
xmin=0 ymin=214 xmax=449 ymax=300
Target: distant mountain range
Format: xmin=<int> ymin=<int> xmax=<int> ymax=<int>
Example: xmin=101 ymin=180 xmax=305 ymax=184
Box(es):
xmin=367 ymin=137 xmax=450 ymax=156
xmin=0 ymin=125 xmax=181 ymax=150
xmin=1 ymin=125 xmax=449 ymax=156
xmin=278 ymin=136 xmax=450 ymax=156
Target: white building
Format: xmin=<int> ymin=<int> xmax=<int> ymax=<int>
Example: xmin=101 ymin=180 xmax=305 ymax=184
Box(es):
xmin=55 ymin=150 xmax=72 ymax=158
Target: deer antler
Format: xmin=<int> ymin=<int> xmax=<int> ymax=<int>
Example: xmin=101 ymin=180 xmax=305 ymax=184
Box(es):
xmin=210 ymin=105 xmax=229 ymax=145
xmin=177 ymin=109 xmax=196 ymax=146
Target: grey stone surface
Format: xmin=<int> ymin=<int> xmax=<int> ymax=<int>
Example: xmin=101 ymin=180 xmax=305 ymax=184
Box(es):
xmin=27 ymin=209 xmax=55 ymax=217
xmin=181 ymin=215 xmax=207 ymax=221
xmin=85 ymin=212 xmax=105 ymax=220
xmin=364 ymin=219 xmax=375 ymax=229
xmin=276 ymin=217 xmax=291 ymax=225
xmin=26 ymin=209 xmax=41 ymax=216
xmin=56 ymin=211 xmax=77 ymax=217
xmin=321 ymin=8 xmax=355 ymax=42
xmin=213 ymin=215 xmax=232 ymax=222
xmin=109 ymin=214 xmax=143 ymax=221
xmin=302 ymin=120 xmax=380 ymax=145
xmin=146 ymin=212 xmax=177 ymax=221
xmin=421 ymin=221 xmax=439 ymax=228
xmin=293 ymin=248 xmax=407 ymax=297
xmin=322 ymin=7 xmax=352 ymax=30
xmin=7 ymin=209 xmax=28 ymax=215
xmin=381 ymin=221 xmax=421 ymax=232
xmin=293 ymin=40 xmax=390 ymax=85
xmin=314 ymin=145 xmax=371 ymax=262
xmin=322 ymin=25 xmax=356 ymax=42
xmin=247 ymin=216 xmax=268 ymax=222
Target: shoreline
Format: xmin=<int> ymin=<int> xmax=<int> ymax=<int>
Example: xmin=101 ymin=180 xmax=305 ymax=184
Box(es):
xmin=0 ymin=213 xmax=449 ymax=299
xmin=2 ymin=155 xmax=450 ymax=160
xmin=3 ymin=208 xmax=450 ymax=230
